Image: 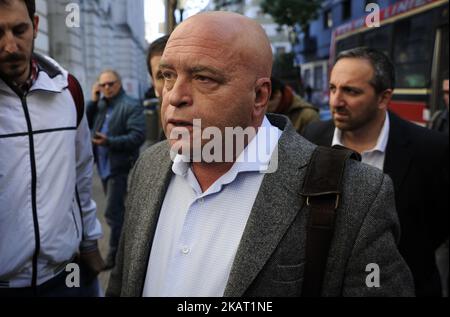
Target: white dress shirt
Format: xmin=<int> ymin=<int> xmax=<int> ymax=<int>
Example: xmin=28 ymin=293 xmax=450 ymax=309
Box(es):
xmin=332 ymin=113 xmax=390 ymax=171
xmin=142 ymin=117 xmax=282 ymax=297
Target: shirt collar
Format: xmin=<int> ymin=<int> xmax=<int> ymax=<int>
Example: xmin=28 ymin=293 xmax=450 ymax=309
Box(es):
xmin=332 ymin=112 xmax=390 ymax=154
xmin=11 ymin=59 xmax=39 ymax=93
xmin=172 ymin=116 xmax=282 ymax=193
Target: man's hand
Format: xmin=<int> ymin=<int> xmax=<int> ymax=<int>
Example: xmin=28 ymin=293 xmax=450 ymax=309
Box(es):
xmin=91 ymin=82 xmax=101 ymax=102
xmin=79 ymin=249 xmax=106 ymax=279
xmin=92 ymin=132 xmax=108 ymax=146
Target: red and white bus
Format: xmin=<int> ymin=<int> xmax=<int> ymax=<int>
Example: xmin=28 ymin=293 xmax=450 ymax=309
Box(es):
xmin=330 ymin=0 xmax=449 ymax=125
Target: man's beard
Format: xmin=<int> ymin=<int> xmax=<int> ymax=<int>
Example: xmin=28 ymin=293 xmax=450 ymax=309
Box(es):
xmin=334 ymin=105 xmax=379 ymax=132
xmin=0 ymin=41 xmax=34 ymax=83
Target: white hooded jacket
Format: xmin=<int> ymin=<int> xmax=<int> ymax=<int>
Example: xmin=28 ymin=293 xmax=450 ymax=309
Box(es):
xmin=0 ymin=54 xmax=102 ymax=288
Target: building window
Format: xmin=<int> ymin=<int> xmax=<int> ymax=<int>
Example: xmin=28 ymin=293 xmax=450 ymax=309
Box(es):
xmin=314 ymin=65 xmax=324 ymax=90
xmin=303 ymin=69 xmax=312 ymax=87
xmin=392 ymin=12 xmax=433 ymax=88
xmin=324 ymin=10 xmax=333 ymax=29
xmin=342 ymin=0 xmax=352 ymax=21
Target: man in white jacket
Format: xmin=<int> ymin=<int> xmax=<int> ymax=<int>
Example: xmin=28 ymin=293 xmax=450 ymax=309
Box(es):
xmin=0 ymin=0 xmax=104 ymax=296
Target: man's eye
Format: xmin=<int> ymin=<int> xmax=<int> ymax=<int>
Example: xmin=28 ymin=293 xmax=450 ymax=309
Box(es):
xmin=344 ymin=88 xmax=360 ymax=95
xmin=156 ymin=72 xmax=164 ymax=80
xmin=162 ymin=72 xmax=175 ymax=80
xmin=13 ymin=25 xmax=28 ymax=36
xmin=195 ymin=75 xmax=214 ymax=83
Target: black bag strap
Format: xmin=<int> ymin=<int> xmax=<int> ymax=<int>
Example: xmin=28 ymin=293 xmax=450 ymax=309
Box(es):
xmin=300 ymin=145 xmax=361 ymax=297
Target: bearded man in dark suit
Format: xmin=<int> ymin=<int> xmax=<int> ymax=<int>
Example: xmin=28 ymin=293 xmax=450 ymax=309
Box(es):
xmin=303 ymin=47 xmax=449 ymax=296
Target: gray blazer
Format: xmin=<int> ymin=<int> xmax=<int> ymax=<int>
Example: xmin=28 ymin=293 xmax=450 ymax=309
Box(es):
xmin=106 ymin=114 xmax=414 ymax=297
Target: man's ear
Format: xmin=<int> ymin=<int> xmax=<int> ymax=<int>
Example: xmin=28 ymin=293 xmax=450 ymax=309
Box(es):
xmin=33 ymin=15 xmax=39 ymax=39
xmin=378 ymin=89 xmax=393 ymax=110
xmin=254 ymin=77 xmax=271 ymax=116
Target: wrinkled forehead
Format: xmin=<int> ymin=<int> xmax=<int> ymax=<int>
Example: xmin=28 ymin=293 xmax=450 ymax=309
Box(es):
xmin=162 ymin=33 xmax=241 ymax=70
xmin=165 ymin=31 xmax=233 ymax=52
xmin=162 ymin=13 xmax=272 ymax=78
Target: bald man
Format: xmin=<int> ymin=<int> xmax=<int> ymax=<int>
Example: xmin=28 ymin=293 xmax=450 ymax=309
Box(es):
xmin=107 ymin=12 xmax=413 ymax=297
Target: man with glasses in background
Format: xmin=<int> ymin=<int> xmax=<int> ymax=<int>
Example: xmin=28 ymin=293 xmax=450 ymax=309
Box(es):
xmin=87 ymin=70 xmax=146 ymax=270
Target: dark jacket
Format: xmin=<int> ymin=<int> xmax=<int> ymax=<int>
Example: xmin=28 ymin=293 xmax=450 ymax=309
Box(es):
xmin=286 ymin=94 xmax=320 ymax=134
xmin=429 ymin=109 xmax=449 ymax=134
xmin=87 ymin=89 xmax=146 ymax=176
xmin=270 ymin=86 xmax=319 ymax=134
xmin=107 ymin=114 xmax=414 ymax=297
xmin=303 ymin=112 xmax=450 ymax=296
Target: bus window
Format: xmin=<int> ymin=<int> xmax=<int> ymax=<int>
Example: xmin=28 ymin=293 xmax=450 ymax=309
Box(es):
xmin=436 ymin=24 xmax=449 ymax=112
xmin=336 ymin=35 xmax=361 ymax=56
xmin=335 ymin=25 xmax=391 ymax=58
xmin=393 ymin=12 xmax=433 ymax=89
xmin=360 ymin=25 xmax=391 ymax=57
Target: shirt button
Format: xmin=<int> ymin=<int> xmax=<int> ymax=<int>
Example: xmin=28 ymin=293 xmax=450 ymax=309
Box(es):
xmin=199 ymin=198 xmax=205 ymax=204
xmin=181 ymin=246 xmax=190 ymax=254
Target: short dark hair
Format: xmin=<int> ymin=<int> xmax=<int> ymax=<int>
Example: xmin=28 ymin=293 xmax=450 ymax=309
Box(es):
xmin=270 ymin=77 xmax=285 ymax=100
xmin=0 ymin=0 xmax=35 ymax=22
xmin=147 ymin=35 xmax=170 ymax=76
xmin=335 ymin=47 xmax=396 ymax=94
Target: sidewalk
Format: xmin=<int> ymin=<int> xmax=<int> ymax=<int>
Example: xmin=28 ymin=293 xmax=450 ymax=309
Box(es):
xmin=91 ymin=170 xmax=111 ymax=293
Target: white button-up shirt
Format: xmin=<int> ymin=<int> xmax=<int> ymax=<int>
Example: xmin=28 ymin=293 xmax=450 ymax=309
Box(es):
xmin=142 ymin=117 xmax=282 ymax=297
xmin=332 ymin=113 xmax=390 ymax=171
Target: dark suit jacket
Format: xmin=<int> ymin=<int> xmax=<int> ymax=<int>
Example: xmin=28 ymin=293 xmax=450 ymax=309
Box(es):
xmin=106 ymin=114 xmax=414 ymax=297
xmin=303 ymin=112 xmax=449 ymax=296
xmin=86 ymin=90 xmax=146 ymax=175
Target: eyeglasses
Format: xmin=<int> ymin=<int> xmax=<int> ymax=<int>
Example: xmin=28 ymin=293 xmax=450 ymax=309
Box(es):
xmin=99 ymin=81 xmax=117 ymax=88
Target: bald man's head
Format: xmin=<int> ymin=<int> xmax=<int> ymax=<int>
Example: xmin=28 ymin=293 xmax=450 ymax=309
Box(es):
xmin=159 ymin=11 xmax=273 ymax=148
xmin=169 ymin=11 xmax=273 ymax=79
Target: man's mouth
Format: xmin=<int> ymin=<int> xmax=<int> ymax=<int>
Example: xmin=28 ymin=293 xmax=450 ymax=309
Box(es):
xmin=333 ymin=110 xmax=349 ymax=117
xmin=168 ymin=119 xmax=193 ymax=127
xmin=1 ymin=59 xmax=19 ymax=65
xmin=0 ymin=54 xmax=25 ymax=64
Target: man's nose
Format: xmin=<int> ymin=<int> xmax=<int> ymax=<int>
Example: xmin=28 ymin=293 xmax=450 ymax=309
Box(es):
xmin=3 ymin=33 xmax=19 ymax=54
xmin=330 ymin=90 xmax=345 ymax=108
xmin=168 ymin=78 xmax=193 ymax=108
